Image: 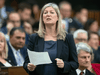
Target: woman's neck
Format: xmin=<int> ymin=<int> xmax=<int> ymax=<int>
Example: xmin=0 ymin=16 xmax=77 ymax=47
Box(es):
xmin=45 ymin=24 xmax=57 ymax=36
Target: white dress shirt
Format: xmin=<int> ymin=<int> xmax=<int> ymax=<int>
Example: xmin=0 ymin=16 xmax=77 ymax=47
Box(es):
xmin=9 ymin=42 xmax=24 ymax=66
xmin=76 ymin=68 xmax=86 ymax=75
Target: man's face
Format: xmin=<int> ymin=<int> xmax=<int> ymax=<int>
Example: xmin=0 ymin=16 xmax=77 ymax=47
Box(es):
xmin=75 ymin=33 xmax=88 ymax=44
xmin=60 ymin=4 xmax=72 ymax=18
xmin=88 ymin=34 xmax=99 ymax=50
xmin=78 ymin=50 xmax=91 ymax=69
xmin=8 ymin=13 xmax=21 ymax=27
xmin=20 ymin=8 xmax=31 ymax=21
xmin=10 ymin=30 xmax=25 ymax=50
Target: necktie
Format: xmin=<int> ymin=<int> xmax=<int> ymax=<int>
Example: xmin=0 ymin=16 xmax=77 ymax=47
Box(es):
xmin=80 ymin=71 xmax=84 ymax=75
xmin=16 ymin=51 xmax=23 ymax=66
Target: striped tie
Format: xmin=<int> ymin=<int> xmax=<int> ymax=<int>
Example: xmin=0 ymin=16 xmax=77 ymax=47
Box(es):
xmin=16 ymin=51 xmax=23 ymax=66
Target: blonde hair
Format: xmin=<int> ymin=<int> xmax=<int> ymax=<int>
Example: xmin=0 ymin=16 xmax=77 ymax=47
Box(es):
xmin=37 ymin=3 xmax=67 ymax=41
xmin=0 ymin=32 xmax=8 ymax=59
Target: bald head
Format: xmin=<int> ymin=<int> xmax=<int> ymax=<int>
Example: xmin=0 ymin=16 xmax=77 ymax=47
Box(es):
xmin=8 ymin=12 xmax=21 ymax=27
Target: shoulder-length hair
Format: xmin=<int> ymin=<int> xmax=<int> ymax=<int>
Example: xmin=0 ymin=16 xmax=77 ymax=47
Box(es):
xmin=0 ymin=32 xmax=8 ymax=59
xmin=37 ymin=3 xmax=67 ymax=41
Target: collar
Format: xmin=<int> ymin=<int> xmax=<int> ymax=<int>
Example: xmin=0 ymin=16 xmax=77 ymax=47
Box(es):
xmin=76 ymin=68 xmax=86 ymax=75
xmin=9 ymin=42 xmax=20 ymax=54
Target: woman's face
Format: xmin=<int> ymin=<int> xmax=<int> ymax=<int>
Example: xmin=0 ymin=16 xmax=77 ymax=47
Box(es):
xmin=89 ymin=21 xmax=99 ymax=32
xmin=0 ymin=35 xmax=5 ymax=52
xmin=43 ymin=7 xmax=58 ymax=25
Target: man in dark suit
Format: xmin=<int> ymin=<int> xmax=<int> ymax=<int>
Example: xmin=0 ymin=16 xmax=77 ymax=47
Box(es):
xmin=68 ymin=6 xmax=88 ymax=34
xmin=7 ymin=27 xmax=27 ymax=66
xmin=70 ymin=42 xmax=94 ymax=75
xmin=59 ymin=1 xmax=72 ymax=32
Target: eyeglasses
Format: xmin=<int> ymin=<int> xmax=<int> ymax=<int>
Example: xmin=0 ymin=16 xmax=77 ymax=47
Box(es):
xmin=76 ymin=38 xmax=87 ymax=42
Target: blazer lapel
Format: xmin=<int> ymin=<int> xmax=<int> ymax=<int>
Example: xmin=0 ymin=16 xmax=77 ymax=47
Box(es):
xmin=7 ymin=43 xmax=17 ymax=65
xmin=56 ymin=40 xmax=63 ymax=58
xmin=38 ymin=38 xmax=44 ymax=52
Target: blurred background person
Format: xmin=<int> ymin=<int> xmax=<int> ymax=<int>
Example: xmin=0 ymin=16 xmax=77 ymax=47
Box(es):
xmin=23 ymin=21 xmax=33 ymax=35
xmin=0 ymin=12 xmax=21 ymax=42
xmin=17 ymin=2 xmax=32 ymax=27
xmin=0 ymin=32 xmax=14 ymax=67
xmin=84 ymin=19 xmax=99 ymax=33
xmin=1 ymin=12 xmax=21 ymax=34
xmin=32 ymin=21 xmax=39 ymax=33
xmin=73 ymin=29 xmax=88 ymax=44
xmin=5 ymin=22 xmax=14 ymax=42
xmin=7 ymin=27 xmax=27 ymax=66
xmin=59 ymin=1 xmax=72 ymax=32
xmin=69 ymin=6 xmax=88 ymax=34
xmin=70 ymin=42 xmax=95 ymax=75
xmin=88 ymin=31 xmax=100 ymax=63
xmin=0 ymin=0 xmax=14 ymax=29
xmin=31 ymin=4 xmax=40 ymax=23
xmin=88 ymin=31 xmax=99 ymax=51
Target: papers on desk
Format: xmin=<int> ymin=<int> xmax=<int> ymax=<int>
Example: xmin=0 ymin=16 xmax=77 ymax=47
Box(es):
xmin=27 ymin=49 xmax=52 ymax=65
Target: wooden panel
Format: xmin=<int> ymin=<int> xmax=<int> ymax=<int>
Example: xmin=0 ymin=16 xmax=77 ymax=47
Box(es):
xmin=1 ymin=66 xmax=28 ymax=75
xmin=71 ymin=10 xmax=100 ymax=26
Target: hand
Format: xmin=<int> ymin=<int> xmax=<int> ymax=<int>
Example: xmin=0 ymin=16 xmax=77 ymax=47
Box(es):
xmin=55 ymin=58 xmax=64 ymax=68
xmin=27 ymin=63 xmax=36 ymax=71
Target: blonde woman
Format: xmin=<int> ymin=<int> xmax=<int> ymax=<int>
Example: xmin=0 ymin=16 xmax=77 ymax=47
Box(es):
xmin=23 ymin=3 xmax=78 ymax=75
xmin=0 ymin=32 xmax=13 ymax=67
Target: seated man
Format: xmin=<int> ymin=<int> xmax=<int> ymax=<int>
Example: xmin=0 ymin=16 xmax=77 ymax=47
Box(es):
xmin=7 ymin=27 xmax=27 ymax=66
xmin=70 ymin=42 xmax=95 ymax=75
xmin=73 ymin=29 xmax=88 ymax=44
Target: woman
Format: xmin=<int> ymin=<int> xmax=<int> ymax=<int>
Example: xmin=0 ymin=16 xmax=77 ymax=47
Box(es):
xmin=0 ymin=32 xmax=13 ymax=67
xmin=84 ymin=19 xmax=99 ymax=32
xmin=23 ymin=3 xmax=78 ymax=75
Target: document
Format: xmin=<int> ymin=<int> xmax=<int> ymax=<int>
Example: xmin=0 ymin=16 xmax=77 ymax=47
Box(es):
xmin=27 ymin=49 xmax=52 ymax=65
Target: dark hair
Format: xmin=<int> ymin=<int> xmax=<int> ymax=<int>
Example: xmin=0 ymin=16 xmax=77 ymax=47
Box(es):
xmin=18 ymin=2 xmax=31 ymax=11
xmin=88 ymin=31 xmax=99 ymax=41
xmin=10 ymin=27 xmax=25 ymax=36
xmin=74 ymin=5 xmax=87 ymax=14
xmin=32 ymin=21 xmax=39 ymax=30
xmin=84 ymin=19 xmax=96 ymax=31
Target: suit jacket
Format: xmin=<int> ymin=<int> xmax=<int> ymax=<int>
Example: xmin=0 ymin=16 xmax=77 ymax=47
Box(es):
xmin=92 ymin=46 xmax=100 ymax=63
xmin=69 ymin=69 xmax=95 ymax=75
xmin=68 ymin=18 xmax=83 ymax=33
xmin=7 ymin=42 xmax=27 ymax=66
xmin=23 ymin=33 xmax=79 ymax=75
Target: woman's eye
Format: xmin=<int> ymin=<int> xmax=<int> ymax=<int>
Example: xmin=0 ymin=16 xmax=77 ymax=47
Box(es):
xmin=51 ymin=12 xmax=54 ymax=14
xmin=44 ymin=12 xmax=47 ymax=14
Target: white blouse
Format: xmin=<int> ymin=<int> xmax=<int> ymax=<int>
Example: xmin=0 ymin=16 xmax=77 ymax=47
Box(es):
xmin=3 ymin=62 xmax=12 ymax=67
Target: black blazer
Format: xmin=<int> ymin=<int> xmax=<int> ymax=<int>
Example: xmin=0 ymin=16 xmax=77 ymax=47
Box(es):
xmin=69 ymin=69 xmax=95 ymax=75
xmin=0 ymin=58 xmax=14 ymax=67
xmin=23 ymin=33 xmax=79 ymax=75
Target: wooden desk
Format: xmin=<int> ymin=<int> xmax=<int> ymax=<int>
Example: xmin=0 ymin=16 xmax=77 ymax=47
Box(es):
xmin=0 ymin=66 xmax=28 ymax=75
